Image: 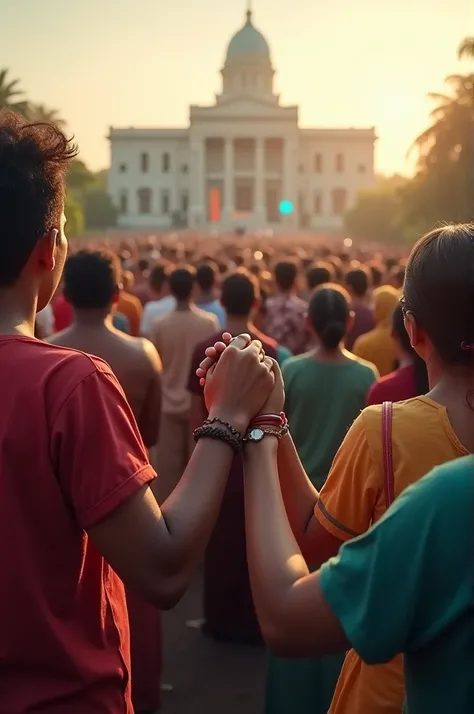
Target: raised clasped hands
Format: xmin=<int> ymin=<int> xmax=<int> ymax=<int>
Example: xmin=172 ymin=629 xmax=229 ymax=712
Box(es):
xmin=199 ymin=333 xmax=285 ymax=432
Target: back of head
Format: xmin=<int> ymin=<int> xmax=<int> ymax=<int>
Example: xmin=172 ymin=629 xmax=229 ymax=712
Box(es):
xmin=149 ymin=261 xmax=170 ymax=294
xmin=373 ymin=285 xmax=399 ymax=326
xmin=274 ymin=260 xmax=298 ymax=292
xmin=368 ymin=262 xmax=383 ymax=289
xmin=345 ymin=267 xmax=370 ymax=298
xmin=0 ymin=111 xmax=77 ymax=287
xmin=169 ymin=265 xmax=196 ymax=302
xmin=64 ymin=249 xmax=120 ymax=310
xmin=403 ymin=223 xmax=474 ymax=365
xmin=221 ymin=269 xmax=259 ymax=317
xmin=306 ymin=262 xmax=335 ymax=291
xmin=196 ymin=261 xmax=217 ymax=293
xmin=309 ymin=285 xmax=351 ymax=350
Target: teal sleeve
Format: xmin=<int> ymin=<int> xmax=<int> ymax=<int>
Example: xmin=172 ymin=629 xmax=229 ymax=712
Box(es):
xmin=276 ymin=345 xmax=293 ymax=366
xmin=319 ymin=457 xmax=474 ymax=665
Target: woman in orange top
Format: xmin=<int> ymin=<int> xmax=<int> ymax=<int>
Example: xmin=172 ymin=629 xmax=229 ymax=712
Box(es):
xmin=198 ymin=223 xmax=474 ymax=714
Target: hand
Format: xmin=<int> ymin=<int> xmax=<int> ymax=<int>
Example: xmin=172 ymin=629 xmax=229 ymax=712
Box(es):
xmin=259 ymin=359 xmax=285 ymax=416
xmin=204 ymin=335 xmax=275 ymax=433
xmin=197 ymin=332 xmax=237 ymax=387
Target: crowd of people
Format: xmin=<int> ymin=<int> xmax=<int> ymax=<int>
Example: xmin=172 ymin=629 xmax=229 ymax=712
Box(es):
xmin=1 ymin=109 xmax=473 ymax=714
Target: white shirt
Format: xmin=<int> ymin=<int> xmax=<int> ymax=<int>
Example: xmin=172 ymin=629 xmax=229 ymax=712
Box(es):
xmin=140 ymin=296 xmax=176 ymax=336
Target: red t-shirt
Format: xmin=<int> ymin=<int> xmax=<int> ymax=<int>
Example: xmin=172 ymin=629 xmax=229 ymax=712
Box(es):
xmin=0 ymin=336 xmax=156 ymax=713
xmin=52 ymin=293 xmax=73 ymax=331
xmin=365 ymin=365 xmax=417 ymax=406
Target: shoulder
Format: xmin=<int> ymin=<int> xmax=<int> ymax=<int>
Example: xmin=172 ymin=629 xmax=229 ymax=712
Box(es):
xmin=352 ymin=356 xmax=379 ymax=379
xmin=193 ymin=305 xmax=219 ymax=327
xmin=282 ymin=353 xmax=311 ymax=378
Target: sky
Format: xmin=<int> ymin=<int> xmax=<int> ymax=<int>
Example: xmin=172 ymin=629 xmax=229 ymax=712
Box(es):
xmin=1 ymin=0 xmax=472 ymax=175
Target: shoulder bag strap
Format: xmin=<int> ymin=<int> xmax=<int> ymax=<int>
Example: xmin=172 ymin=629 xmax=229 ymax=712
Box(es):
xmin=382 ymin=401 xmax=395 ymax=508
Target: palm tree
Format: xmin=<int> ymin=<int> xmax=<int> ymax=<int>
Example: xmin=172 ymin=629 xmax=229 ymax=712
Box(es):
xmin=458 ymin=37 xmax=474 ymax=60
xmin=28 ymin=103 xmax=66 ymax=128
xmin=0 ymin=68 xmax=29 ymax=116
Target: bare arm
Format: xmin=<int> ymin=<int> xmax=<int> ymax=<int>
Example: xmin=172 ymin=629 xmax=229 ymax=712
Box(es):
xmin=138 ymin=339 xmax=163 ymax=448
xmin=278 ymin=434 xmax=343 ymax=567
xmin=89 ymin=436 xmax=236 ymax=609
xmin=244 ymin=438 xmax=348 ymax=657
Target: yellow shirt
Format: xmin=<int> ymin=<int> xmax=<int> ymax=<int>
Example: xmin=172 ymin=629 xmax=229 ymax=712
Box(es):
xmin=315 ymin=397 xmax=469 ymax=714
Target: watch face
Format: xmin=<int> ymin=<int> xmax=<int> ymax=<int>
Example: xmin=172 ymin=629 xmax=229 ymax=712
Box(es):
xmin=248 ymin=427 xmax=265 ymax=442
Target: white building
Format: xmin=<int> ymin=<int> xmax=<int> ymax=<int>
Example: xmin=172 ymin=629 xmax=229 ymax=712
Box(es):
xmin=108 ymin=7 xmax=376 ymax=232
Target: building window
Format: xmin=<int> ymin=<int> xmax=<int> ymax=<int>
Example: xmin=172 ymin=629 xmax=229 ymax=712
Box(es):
xmin=336 ymin=153 xmax=344 ymax=173
xmin=314 ymin=153 xmax=323 ymax=173
xmin=181 ymin=192 xmax=189 ymax=213
xmin=357 ymin=163 xmax=366 ymax=174
xmin=119 ymin=163 xmax=127 ymax=173
xmin=235 ymin=184 xmax=253 ymax=212
xmin=119 ymin=191 xmax=128 ymax=214
xmin=332 ymin=188 xmax=347 ymax=215
xmin=181 ymin=164 xmax=188 ymax=174
xmin=137 ymin=188 xmax=152 ymax=214
xmin=161 ymin=190 xmax=170 ymax=215
xmin=162 ymin=153 xmax=170 ymax=173
xmin=314 ymin=192 xmax=322 ymax=215
xmin=141 ymin=152 xmax=149 ymax=173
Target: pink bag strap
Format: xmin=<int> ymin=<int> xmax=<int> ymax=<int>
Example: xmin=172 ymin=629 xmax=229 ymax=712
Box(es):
xmin=382 ymin=401 xmax=395 ymax=508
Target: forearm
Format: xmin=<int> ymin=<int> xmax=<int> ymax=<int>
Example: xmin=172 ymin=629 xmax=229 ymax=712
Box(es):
xmin=158 ymin=427 xmax=236 ymax=584
xmin=244 ymin=438 xmax=310 ymax=640
xmin=278 ymin=433 xmax=319 ymax=543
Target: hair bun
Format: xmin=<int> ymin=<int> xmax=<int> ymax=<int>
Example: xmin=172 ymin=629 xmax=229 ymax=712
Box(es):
xmin=320 ymin=321 xmax=346 ymax=350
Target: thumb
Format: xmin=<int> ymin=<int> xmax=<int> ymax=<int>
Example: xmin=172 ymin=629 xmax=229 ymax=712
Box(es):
xmin=270 ymin=358 xmax=284 ymax=389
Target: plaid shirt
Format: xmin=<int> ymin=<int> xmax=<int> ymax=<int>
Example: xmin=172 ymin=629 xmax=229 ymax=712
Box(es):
xmin=262 ymin=294 xmax=308 ymax=355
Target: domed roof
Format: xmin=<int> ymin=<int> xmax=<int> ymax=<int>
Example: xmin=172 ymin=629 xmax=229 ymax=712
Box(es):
xmin=226 ymin=10 xmax=271 ymax=62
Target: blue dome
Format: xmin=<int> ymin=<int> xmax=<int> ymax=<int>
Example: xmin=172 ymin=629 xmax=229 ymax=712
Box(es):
xmin=226 ymin=11 xmax=271 ymax=61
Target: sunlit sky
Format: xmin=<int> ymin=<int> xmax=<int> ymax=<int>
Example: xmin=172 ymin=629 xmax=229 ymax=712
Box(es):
xmin=1 ymin=0 xmax=472 ymax=175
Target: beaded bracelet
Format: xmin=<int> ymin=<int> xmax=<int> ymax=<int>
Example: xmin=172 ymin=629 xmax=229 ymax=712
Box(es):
xmin=202 ymin=417 xmax=242 ymax=438
xmin=193 ymin=424 xmax=242 ymax=453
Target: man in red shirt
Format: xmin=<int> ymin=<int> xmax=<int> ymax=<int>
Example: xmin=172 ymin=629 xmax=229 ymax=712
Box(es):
xmin=0 ymin=112 xmax=273 ymax=713
xmin=188 ymin=269 xmax=278 ymax=644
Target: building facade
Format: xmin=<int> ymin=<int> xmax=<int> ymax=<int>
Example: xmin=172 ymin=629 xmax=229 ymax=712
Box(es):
xmin=108 ymin=8 xmax=376 ymax=232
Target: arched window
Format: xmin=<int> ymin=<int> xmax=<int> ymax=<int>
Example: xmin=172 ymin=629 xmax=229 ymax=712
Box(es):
xmin=138 ymin=188 xmax=152 ymax=214
xmin=140 ymin=152 xmax=149 ymax=173
xmin=162 ymin=153 xmax=170 ymax=173
xmin=332 ymin=188 xmax=347 ymax=215
xmin=314 ymin=153 xmax=323 ymax=173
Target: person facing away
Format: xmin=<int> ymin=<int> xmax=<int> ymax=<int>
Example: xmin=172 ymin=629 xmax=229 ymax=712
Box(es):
xmin=150 ymin=265 xmax=219 ymax=502
xmin=265 ymin=285 xmax=377 ymax=714
xmin=263 ymin=260 xmax=308 ymax=355
xmin=116 ymin=269 xmax=143 ymax=337
xmin=0 ymin=110 xmax=274 ymax=714
xmin=366 ymin=303 xmax=429 ymax=406
xmin=48 ymin=249 xmax=163 ymax=713
xmin=302 ymin=261 xmax=336 ymax=301
xmin=238 ymin=223 xmax=474 ymax=714
xmin=188 ymin=268 xmax=278 ymax=644
xmin=344 ymin=267 xmax=375 ymax=350
xmin=195 ymin=261 xmax=226 ymax=328
xmin=139 ymin=261 xmax=176 ymax=337
xmin=353 ymin=285 xmax=399 ymax=376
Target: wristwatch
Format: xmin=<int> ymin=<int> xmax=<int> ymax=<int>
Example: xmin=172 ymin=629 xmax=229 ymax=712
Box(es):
xmin=244 ymin=424 xmax=289 ymax=443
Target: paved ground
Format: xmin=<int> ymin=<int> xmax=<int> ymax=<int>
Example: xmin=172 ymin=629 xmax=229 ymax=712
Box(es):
xmin=160 ymin=569 xmax=266 ymax=714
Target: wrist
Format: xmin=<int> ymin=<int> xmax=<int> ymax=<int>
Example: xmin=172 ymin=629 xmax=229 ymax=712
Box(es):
xmin=243 ymin=435 xmax=279 ymax=459
xmin=207 ymin=407 xmax=248 ymax=435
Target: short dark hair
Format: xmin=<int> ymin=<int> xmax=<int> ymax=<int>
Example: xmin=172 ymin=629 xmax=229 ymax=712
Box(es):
xmin=368 ymin=263 xmax=383 ymax=289
xmin=221 ymin=269 xmax=259 ymax=317
xmin=149 ymin=262 xmax=170 ymax=292
xmin=169 ymin=265 xmax=196 ymax=301
xmin=0 ymin=111 xmax=77 ymax=287
xmin=345 ymin=268 xmax=370 ymax=298
xmin=308 ymin=285 xmax=351 ymax=350
xmin=196 ymin=261 xmax=217 ymax=292
xmin=306 ymin=262 xmax=335 ymax=291
xmin=64 ymin=249 xmax=120 ymax=310
xmin=274 ymin=261 xmax=298 ymax=291
xmin=403 ymin=224 xmax=474 ymax=365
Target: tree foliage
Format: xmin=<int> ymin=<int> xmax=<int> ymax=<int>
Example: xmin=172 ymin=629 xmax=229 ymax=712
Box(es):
xmin=0 ymin=68 xmax=29 ymax=116
xmin=84 ymin=189 xmax=117 ymax=229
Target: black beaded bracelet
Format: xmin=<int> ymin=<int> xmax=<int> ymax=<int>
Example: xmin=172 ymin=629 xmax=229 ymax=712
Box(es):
xmin=193 ymin=424 xmax=243 ymax=454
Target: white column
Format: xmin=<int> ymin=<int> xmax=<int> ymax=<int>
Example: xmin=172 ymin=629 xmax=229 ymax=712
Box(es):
xmin=223 ymin=138 xmax=234 ymax=220
xmin=282 ymin=137 xmax=298 ymax=227
xmin=189 ymin=139 xmax=205 ymax=228
xmin=254 ymin=137 xmax=265 ymax=226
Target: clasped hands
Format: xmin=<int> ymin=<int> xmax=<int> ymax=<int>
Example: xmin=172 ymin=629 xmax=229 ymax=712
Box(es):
xmin=196 ymin=333 xmax=285 ymax=435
